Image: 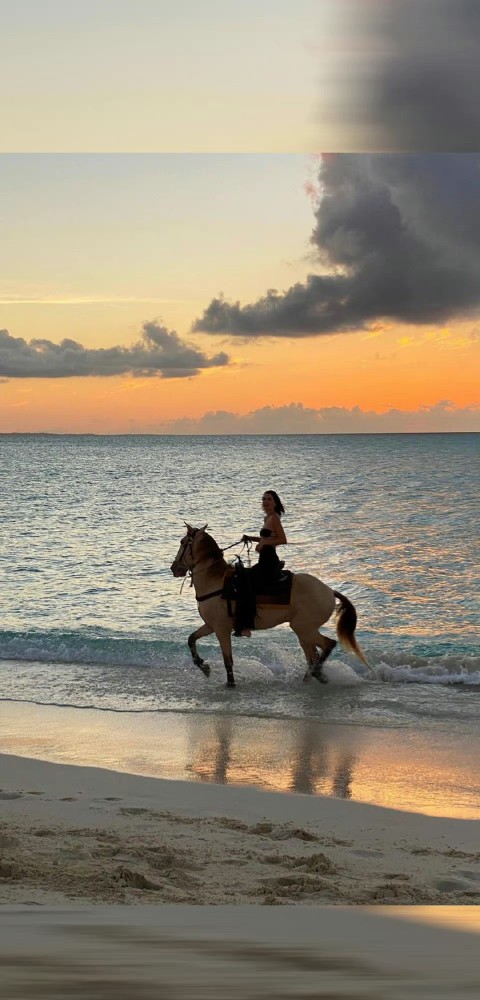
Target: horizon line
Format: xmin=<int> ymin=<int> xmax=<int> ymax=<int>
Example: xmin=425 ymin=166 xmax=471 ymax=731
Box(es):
xmin=1 ymin=430 xmax=478 ymax=438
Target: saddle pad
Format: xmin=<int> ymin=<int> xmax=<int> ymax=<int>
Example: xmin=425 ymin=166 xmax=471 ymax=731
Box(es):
xmin=221 ymin=567 xmax=294 ymax=607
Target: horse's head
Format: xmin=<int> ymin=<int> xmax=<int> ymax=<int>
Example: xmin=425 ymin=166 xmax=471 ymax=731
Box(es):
xmin=170 ymin=522 xmax=213 ymax=577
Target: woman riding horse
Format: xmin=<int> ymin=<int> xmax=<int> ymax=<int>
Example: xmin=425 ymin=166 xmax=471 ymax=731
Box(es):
xmin=170 ymin=523 xmax=369 ymax=687
xmin=234 ymin=490 xmax=287 ymax=637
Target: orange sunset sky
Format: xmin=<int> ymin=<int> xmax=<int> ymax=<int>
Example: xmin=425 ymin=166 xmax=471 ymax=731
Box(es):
xmin=1 ymin=153 xmax=479 ymax=434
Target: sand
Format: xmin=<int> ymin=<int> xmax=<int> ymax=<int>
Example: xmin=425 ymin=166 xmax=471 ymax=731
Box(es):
xmin=0 ymin=904 xmax=479 ymax=999
xmin=1 ymin=752 xmax=480 ymax=907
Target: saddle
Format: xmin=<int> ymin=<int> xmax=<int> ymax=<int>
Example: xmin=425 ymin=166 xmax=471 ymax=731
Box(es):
xmin=221 ymin=562 xmax=294 ymax=615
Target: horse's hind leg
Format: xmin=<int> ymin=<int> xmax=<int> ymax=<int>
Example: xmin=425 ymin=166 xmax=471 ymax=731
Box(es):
xmin=294 ymin=631 xmax=336 ymax=684
xmin=188 ymin=624 xmax=213 ymax=677
xmin=314 ymin=631 xmax=337 ymax=667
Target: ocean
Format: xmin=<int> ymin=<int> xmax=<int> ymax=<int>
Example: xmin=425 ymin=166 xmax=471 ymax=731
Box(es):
xmin=1 ymin=432 xmax=479 ymax=740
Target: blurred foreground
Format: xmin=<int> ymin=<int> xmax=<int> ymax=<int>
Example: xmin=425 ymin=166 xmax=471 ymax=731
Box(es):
xmin=1 ymin=905 xmax=479 ymax=999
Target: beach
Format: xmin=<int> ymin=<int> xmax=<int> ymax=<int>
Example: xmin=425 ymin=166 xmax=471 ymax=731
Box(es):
xmin=2 ymin=700 xmax=480 ymax=820
xmin=1 ymin=433 xmax=479 ymax=995
xmin=1 ymin=750 xmax=480 ymax=907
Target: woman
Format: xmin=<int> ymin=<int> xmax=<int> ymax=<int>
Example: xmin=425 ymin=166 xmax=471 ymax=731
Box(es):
xmin=234 ymin=490 xmax=287 ymax=637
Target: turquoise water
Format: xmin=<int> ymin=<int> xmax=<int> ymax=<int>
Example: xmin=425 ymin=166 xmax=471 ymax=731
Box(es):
xmin=0 ymin=433 xmax=479 ymax=734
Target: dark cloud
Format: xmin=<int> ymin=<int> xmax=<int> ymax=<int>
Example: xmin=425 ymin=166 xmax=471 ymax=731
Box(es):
xmin=0 ymin=322 xmax=229 ymax=378
xmin=373 ymin=0 xmax=480 ymax=151
xmin=194 ymin=154 xmax=480 ymax=338
xmin=322 ymin=1 xmax=480 ymax=151
xmin=157 ymin=401 xmax=480 ymax=435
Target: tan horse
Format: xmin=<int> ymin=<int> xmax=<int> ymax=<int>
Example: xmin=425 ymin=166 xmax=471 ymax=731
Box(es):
xmin=171 ymin=524 xmax=368 ymax=688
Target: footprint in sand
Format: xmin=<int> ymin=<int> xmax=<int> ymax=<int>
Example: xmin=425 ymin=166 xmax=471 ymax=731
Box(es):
xmin=0 ymin=833 xmax=18 ymax=848
xmin=143 ymin=849 xmax=203 ymax=873
xmin=368 ymin=883 xmax=423 ymax=902
xmin=119 ymin=807 xmax=152 ymax=816
xmin=59 ymin=847 xmax=90 ymax=860
xmin=216 ymin=818 xmax=249 ymax=832
xmin=0 ymin=860 xmax=20 ymax=879
xmin=261 ymin=852 xmax=338 ymax=874
xmin=114 ymin=866 xmax=161 ymax=891
xmin=350 ymin=848 xmax=384 ymax=858
xmin=249 ymin=822 xmax=319 ymax=842
xmin=457 ymin=869 xmax=480 ymax=882
xmin=91 ymin=845 xmax=121 ymax=858
xmin=215 ymin=819 xmax=319 ymax=842
xmin=434 ymin=876 xmax=480 ymax=894
xmin=0 ymin=792 xmax=23 ymax=800
xmin=258 ymin=874 xmax=335 ymax=898
xmin=92 ymin=797 xmax=122 ymax=802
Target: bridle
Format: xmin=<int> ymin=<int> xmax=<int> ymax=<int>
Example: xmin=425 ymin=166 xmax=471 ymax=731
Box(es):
xmin=173 ymin=530 xmax=248 ymax=598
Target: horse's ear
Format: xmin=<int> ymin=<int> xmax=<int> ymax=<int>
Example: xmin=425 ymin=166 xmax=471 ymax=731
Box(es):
xmin=200 ymin=523 xmax=208 ymax=533
xmin=184 ymin=521 xmax=194 ymax=534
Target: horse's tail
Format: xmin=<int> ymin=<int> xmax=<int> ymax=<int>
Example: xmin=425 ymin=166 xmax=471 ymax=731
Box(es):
xmin=333 ymin=590 xmax=369 ymax=667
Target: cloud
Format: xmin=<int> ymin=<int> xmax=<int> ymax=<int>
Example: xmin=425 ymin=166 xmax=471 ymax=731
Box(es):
xmin=0 ymin=295 xmax=187 ymax=306
xmin=194 ymin=154 xmax=480 ymax=338
xmin=157 ymin=401 xmax=480 ymax=435
xmin=320 ymin=1 xmax=480 ymax=151
xmin=0 ymin=322 xmax=229 ymax=379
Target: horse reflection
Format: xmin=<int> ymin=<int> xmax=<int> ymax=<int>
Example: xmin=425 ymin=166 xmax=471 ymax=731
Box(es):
xmin=288 ymin=723 xmax=356 ymax=799
xmin=332 ymin=752 xmax=356 ymax=799
xmin=186 ymin=714 xmax=357 ymax=801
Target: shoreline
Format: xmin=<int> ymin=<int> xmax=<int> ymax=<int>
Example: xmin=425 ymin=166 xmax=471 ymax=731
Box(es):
xmin=1 ymin=751 xmax=479 ymax=908
xmin=1 ymin=700 xmax=479 ymax=819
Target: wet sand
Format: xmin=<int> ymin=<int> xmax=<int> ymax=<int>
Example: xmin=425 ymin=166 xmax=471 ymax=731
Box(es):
xmin=2 ymin=700 xmax=480 ymax=818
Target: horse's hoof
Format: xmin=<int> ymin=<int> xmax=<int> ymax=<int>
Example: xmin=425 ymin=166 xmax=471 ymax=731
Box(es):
xmin=303 ymin=671 xmax=310 ymax=683
xmin=226 ymin=679 xmax=236 ymax=688
xmin=200 ymin=663 xmax=211 ymax=677
xmin=312 ymin=668 xmax=328 ymax=685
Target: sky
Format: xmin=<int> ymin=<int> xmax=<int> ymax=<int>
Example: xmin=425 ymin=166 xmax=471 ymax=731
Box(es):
xmin=1 ymin=152 xmax=479 ymax=433
xmin=2 ymin=1 xmax=479 ymax=152
xmin=0 ymin=0 xmax=324 ymax=152
xmin=1 ymin=3 xmax=479 ymax=433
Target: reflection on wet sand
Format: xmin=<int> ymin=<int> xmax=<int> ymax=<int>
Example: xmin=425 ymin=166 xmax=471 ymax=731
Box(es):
xmin=332 ymin=753 xmax=356 ymax=800
xmin=2 ymin=701 xmax=479 ymax=819
xmin=187 ymin=715 xmax=358 ymax=801
xmin=185 ymin=713 xmax=480 ymax=819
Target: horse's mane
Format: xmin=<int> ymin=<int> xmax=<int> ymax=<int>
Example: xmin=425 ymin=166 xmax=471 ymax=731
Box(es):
xmin=195 ymin=529 xmax=224 ymax=562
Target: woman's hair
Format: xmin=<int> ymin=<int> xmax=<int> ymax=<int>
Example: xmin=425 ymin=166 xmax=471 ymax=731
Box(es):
xmin=264 ymin=490 xmax=285 ymax=516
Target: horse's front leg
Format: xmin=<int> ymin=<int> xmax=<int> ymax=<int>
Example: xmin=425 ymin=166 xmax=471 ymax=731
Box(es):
xmin=216 ymin=629 xmax=236 ymax=688
xmin=188 ymin=623 xmax=213 ymax=677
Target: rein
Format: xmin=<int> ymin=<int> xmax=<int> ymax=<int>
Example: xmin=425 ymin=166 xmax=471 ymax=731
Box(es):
xmin=221 ymin=537 xmax=245 ymax=552
xmin=176 ymin=534 xmax=247 ymax=600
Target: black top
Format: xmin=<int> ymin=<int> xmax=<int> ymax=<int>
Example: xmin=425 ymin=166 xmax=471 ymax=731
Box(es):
xmin=259 ymin=528 xmax=272 ymax=538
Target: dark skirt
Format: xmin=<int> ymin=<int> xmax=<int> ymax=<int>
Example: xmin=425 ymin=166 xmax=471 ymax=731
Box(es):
xmin=252 ymin=544 xmax=281 ymax=588
xmin=234 ymin=546 xmax=282 ymax=633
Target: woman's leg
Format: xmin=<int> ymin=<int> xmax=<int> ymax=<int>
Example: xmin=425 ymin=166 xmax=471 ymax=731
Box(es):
xmin=234 ymin=568 xmax=256 ymax=635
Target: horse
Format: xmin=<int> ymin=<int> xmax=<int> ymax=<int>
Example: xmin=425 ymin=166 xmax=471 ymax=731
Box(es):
xmin=170 ymin=524 xmax=368 ymax=688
